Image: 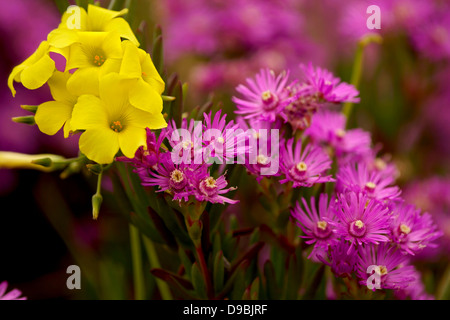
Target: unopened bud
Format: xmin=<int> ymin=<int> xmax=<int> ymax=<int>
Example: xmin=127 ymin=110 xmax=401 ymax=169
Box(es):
xmin=12 ymin=115 xmax=35 ymax=125
xmin=92 ymin=193 xmax=103 ymax=220
xmin=20 ymin=105 xmax=38 ymax=113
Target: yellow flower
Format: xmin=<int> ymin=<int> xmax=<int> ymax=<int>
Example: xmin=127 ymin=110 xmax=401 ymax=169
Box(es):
xmin=48 ymin=4 xmax=139 ymax=49
xmin=118 ymin=40 xmax=165 ymax=113
xmin=65 ymin=31 xmax=123 ymax=96
xmin=35 ymin=71 xmax=77 ymax=138
xmin=70 ymin=73 xmax=167 ymax=164
xmin=7 ymin=41 xmax=68 ymax=97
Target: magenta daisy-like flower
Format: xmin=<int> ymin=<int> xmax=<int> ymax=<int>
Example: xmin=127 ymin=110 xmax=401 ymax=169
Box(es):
xmin=355 ymin=243 xmax=417 ymax=291
xmin=232 ymin=68 xmax=291 ymax=122
xmin=189 ymin=169 xmax=238 ymax=204
xmin=236 ymin=117 xmax=280 ymax=181
xmin=140 ymin=153 xmax=200 ymax=201
xmin=336 ymin=162 xmax=401 ymax=202
xmin=390 ymin=202 xmax=443 ymax=255
xmin=279 ymin=138 xmax=334 ymax=188
xmin=202 ymin=110 xmax=247 ymax=164
xmin=0 ymin=281 xmax=26 ymax=300
xmin=291 ymin=193 xmax=338 ymax=258
xmin=331 ymin=191 xmax=391 ymax=251
xmin=299 ymin=62 xmax=360 ymax=104
xmin=318 ymin=241 xmax=357 ymax=278
xmin=117 ymin=128 xmax=167 ymax=172
xmin=304 ymin=110 xmax=372 ymax=159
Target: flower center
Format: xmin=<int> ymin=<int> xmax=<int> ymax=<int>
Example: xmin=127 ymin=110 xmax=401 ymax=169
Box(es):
xmin=365 ymin=181 xmax=376 ymax=193
xmin=93 ymin=54 xmax=106 ymax=66
xmin=376 ymin=265 xmax=388 ymax=276
xmin=289 ymin=161 xmax=308 ymax=182
xmin=315 ymin=220 xmax=332 ymax=239
xmin=257 ymin=154 xmax=268 ymax=165
xmin=399 ymin=223 xmax=411 ymax=235
xmin=169 ymin=169 xmax=187 ymax=191
xmin=199 ymin=176 xmax=218 ymax=197
xmin=335 ymin=129 xmax=346 ymax=139
xmin=296 ymin=161 xmax=308 ymax=172
xmin=217 ymin=136 xmax=224 ymax=144
xmin=110 ymin=120 xmax=123 ymax=132
xmin=349 ymin=219 xmax=367 ymax=237
xmin=261 ymin=90 xmax=279 ymax=111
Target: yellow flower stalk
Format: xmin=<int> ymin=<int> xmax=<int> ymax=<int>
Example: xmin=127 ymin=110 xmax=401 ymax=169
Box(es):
xmin=0 ymin=152 xmax=67 ymax=172
xmin=70 ymin=73 xmax=167 ymax=164
xmin=35 ymin=71 xmax=77 ymax=138
xmin=48 ymin=4 xmax=139 ymax=49
xmin=119 ymin=41 xmax=165 ymax=114
xmin=7 ymin=41 xmax=68 ymax=97
xmin=65 ymin=31 xmax=123 ymax=96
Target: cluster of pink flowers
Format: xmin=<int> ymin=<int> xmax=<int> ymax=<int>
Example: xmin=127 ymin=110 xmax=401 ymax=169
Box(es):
xmin=233 ymin=63 xmax=443 ymax=299
xmin=119 ymin=111 xmax=243 ymax=205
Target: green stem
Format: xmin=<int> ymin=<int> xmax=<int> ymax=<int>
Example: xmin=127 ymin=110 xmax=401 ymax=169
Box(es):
xmin=342 ymin=33 xmax=383 ymax=121
xmin=129 ymin=224 xmax=146 ymax=300
xmin=142 ymin=235 xmax=173 ymax=300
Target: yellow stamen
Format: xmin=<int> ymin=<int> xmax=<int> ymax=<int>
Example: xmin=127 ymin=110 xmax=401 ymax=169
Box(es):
xmin=317 ymin=220 xmax=327 ymax=231
xmin=296 ymin=161 xmax=307 ymax=172
xmin=400 ymin=224 xmax=411 ymax=235
xmin=110 ymin=120 xmax=123 ymax=132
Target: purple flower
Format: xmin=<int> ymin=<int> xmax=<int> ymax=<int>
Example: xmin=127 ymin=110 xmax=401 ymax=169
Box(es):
xmin=236 ymin=117 xmax=280 ymax=181
xmin=336 ymin=162 xmax=401 ymax=202
xmin=395 ymin=269 xmax=435 ymax=300
xmin=117 ymin=128 xmax=167 ymax=171
xmin=331 ymin=191 xmax=391 ymax=251
xmin=279 ymin=138 xmax=334 ymax=188
xmin=0 ymin=281 xmax=26 ymax=300
xmin=318 ymin=241 xmax=357 ymax=278
xmin=189 ymin=170 xmax=238 ymax=205
xmin=390 ymin=202 xmax=443 ymax=255
xmin=299 ymin=62 xmax=360 ymax=104
xmin=202 ymin=110 xmax=247 ymax=164
xmin=232 ymin=68 xmax=291 ymax=122
xmin=291 ymin=193 xmax=338 ymax=258
xmin=140 ymin=153 xmax=201 ymax=201
xmin=304 ymin=110 xmax=372 ymax=159
xmin=355 ymin=243 xmax=417 ymax=291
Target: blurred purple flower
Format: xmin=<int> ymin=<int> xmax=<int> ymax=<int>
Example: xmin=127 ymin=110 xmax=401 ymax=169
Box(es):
xmin=0 ymin=281 xmax=26 ymax=300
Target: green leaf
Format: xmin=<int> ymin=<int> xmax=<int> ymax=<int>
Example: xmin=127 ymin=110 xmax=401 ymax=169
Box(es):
xmin=213 ymin=251 xmax=225 ymax=295
xmin=191 ymin=262 xmax=207 ymax=299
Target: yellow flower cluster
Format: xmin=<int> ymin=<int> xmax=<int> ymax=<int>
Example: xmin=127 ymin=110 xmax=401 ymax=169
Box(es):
xmin=8 ymin=4 xmax=167 ymax=164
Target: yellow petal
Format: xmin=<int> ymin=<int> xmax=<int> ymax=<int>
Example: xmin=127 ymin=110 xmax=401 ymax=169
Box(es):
xmin=119 ymin=41 xmax=142 ymax=78
xmin=104 ymin=18 xmax=139 ymax=46
xmin=129 ymin=78 xmax=163 ymax=114
xmin=20 ymin=54 xmax=55 ymax=90
xmin=47 ymin=71 xmax=76 ymax=104
xmin=7 ymin=65 xmax=26 ymax=97
xmin=102 ymin=31 xmax=123 ymax=59
xmin=35 ymin=101 xmax=73 ymax=136
xmin=87 ymin=4 xmax=128 ymax=31
xmin=59 ymin=6 xmax=88 ymax=30
xmin=118 ymin=126 xmax=146 ymax=159
xmin=124 ymin=103 xmax=167 ymax=130
xmin=67 ymin=67 xmax=100 ymax=96
xmin=66 ymin=42 xmax=92 ymax=70
xmin=47 ymin=28 xmax=80 ymax=48
xmin=98 ymin=73 xmax=133 ymax=115
xmin=79 ymin=128 xmax=119 ymax=164
xmin=140 ymin=52 xmax=165 ymax=94
xmin=71 ymin=95 xmax=107 ymax=130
